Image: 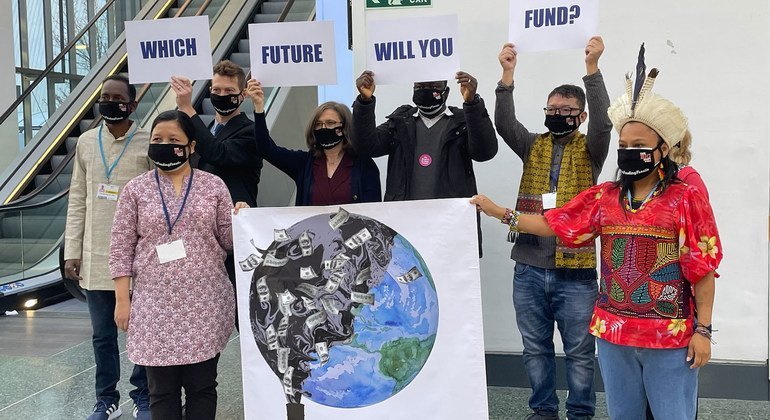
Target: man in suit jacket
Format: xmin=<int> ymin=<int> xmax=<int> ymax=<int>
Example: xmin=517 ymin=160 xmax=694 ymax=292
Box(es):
xmin=172 ymin=60 xmax=262 ymax=207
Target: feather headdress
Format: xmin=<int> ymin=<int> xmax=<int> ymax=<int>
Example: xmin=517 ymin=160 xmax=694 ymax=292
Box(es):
xmin=607 ymin=44 xmax=687 ymax=148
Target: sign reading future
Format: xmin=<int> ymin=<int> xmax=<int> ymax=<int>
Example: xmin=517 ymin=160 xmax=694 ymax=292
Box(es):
xmin=124 ymin=15 xmax=213 ymax=84
xmin=248 ymin=21 xmax=337 ymax=87
xmin=366 ymin=0 xmax=432 ymax=8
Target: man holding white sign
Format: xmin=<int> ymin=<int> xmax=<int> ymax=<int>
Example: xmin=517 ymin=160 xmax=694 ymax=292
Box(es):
xmin=494 ymin=37 xmax=611 ymax=420
xmin=352 ymin=70 xmax=497 ymax=255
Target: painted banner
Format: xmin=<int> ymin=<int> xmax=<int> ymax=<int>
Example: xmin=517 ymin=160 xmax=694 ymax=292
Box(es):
xmin=509 ymin=0 xmax=599 ymax=53
xmin=366 ymin=14 xmax=459 ymax=85
xmin=233 ymin=199 xmax=489 ymax=419
xmin=248 ymin=21 xmax=337 ymax=87
xmin=125 ymin=16 xmax=213 ymax=84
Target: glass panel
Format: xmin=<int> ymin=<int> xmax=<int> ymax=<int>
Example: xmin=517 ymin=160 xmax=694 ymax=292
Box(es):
xmin=0 ymin=209 xmax=24 ymax=279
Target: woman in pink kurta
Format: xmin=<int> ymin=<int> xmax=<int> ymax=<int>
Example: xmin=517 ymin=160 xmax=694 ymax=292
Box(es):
xmin=110 ymin=110 xmax=241 ymax=420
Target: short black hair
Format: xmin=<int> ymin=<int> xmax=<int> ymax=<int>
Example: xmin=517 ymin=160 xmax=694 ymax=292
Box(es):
xmin=103 ymin=74 xmax=136 ymax=102
xmin=151 ymin=110 xmax=196 ymax=144
xmin=548 ymin=84 xmax=586 ymax=110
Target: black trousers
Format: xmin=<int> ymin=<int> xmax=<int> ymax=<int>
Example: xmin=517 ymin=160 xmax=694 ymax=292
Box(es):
xmin=145 ymin=354 xmax=220 ymax=420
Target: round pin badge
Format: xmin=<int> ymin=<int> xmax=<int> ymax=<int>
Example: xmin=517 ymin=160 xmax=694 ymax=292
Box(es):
xmin=419 ymin=154 xmax=432 ymax=167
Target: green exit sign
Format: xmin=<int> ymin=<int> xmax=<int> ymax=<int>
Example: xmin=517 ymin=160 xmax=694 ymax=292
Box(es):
xmin=366 ymin=0 xmax=432 ymax=9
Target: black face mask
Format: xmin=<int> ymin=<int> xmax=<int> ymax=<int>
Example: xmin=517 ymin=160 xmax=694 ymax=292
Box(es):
xmin=313 ymin=128 xmax=345 ymax=150
xmin=617 ymin=144 xmax=663 ymax=181
xmin=413 ymin=87 xmax=447 ymax=118
xmin=210 ymin=92 xmax=242 ymax=116
xmin=544 ymin=114 xmax=581 ymax=138
xmin=148 ymin=143 xmax=190 ymax=172
xmin=99 ymin=101 xmax=132 ymax=123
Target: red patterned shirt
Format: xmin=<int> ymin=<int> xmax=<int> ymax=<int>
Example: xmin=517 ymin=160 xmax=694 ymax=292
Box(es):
xmin=544 ymin=181 xmax=722 ymax=349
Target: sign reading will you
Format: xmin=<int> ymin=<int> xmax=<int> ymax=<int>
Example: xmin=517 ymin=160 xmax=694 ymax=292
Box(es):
xmin=125 ymin=15 xmax=213 ymax=84
xmin=248 ymin=21 xmax=337 ymax=87
xmin=366 ymin=14 xmax=459 ymax=85
xmin=366 ymin=0 xmax=432 ymax=8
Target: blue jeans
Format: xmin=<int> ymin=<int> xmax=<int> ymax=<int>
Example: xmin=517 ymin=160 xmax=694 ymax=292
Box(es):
xmin=86 ymin=290 xmax=149 ymax=405
xmin=597 ymin=339 xmax=698 ymax=420
xmin=513 ymin=263 xmax=598 ymax=419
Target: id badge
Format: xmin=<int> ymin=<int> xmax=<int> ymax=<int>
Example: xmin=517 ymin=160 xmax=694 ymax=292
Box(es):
xmin=96 ymin=183 xmax=120 ymax=201
xmin=542 ymin=192 xmax=557 ymax=210
xmin=156 ymin=239 xmax=187 ymax=264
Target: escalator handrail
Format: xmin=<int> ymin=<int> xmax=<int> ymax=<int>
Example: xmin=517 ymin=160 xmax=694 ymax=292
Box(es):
xmin=0 ymin=147 xmax=76 ymax=208
xmin=0 ymin=0 xmax=120 ymax=125
xmin=0 ymin=186 xmax=69 ymax=213
xmin=277 ymin=0 xmax=297 ymax=22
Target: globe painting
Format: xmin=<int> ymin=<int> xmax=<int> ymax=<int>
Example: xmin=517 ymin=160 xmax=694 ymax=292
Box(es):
xmin=246 ymin=208 xmax=439 ymax=412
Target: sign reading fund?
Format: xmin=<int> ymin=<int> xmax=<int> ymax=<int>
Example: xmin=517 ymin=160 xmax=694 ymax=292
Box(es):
xmin=125 ymin=16 xmax=213 ymax=84
xmin=366 ymin=14 xmax=459 ymax=85
xmin=248 ymin=21 xmax=337 ymax=87
xmin=509 ymin=0 xmax=599 ymax=53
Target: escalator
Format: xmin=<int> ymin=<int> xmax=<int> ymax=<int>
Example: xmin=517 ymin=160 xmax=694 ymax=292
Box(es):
xmin=0 ymin=0 xmax=317 ymax=311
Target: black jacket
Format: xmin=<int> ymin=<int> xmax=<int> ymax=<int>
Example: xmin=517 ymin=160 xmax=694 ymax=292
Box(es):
xmin=352 ymin=95 xmax=498 ymax=201
xmin=191 ymin=112 xmax=262 ymax=206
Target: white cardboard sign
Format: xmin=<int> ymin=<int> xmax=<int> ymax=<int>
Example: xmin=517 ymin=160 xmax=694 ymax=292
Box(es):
xmin=509 ymin=0 xmax=599 ymax=53
xmin=125 ymin=16 xmax=213 ymax=84
xmin=233 ymin=199 xmax=489 ymax=420
xmin=248 ymin=21 xmax=337 ymax=87
xmin=366 ymin=14 xmax=460 ymax=85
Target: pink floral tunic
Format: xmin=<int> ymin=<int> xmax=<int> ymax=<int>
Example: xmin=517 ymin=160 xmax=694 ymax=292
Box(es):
xmin=110 ymin=169 xmax=235 ymax=366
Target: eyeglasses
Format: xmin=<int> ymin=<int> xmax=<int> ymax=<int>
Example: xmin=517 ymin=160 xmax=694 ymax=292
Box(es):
xmin=314 ymin=120 xmax=342 ymax=129
xmin=543 ymin=107 xmax=582 ymax=116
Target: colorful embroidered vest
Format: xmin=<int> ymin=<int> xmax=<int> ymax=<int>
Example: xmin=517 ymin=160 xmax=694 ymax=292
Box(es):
xmin=516 ymin=133 xmax=596 ymax=268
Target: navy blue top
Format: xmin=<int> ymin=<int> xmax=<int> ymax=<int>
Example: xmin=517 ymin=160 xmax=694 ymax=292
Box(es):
xmin=253 ymin=112 xmax=382 ymax=206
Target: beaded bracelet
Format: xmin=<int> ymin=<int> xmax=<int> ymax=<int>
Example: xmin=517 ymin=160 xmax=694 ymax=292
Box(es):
xmin=694 ymin=324 xmax=716 ymax=344
xmin=501 ymin=208 xmax=514 ymax=226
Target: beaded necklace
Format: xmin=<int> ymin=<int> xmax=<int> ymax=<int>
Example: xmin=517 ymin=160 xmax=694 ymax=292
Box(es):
xmin=624 ymin=167 xmax=665 ymax=213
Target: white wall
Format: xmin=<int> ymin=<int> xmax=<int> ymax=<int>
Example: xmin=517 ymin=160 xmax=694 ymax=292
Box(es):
xmin=0 ymin=0 xmax=19 ymax=174
xmin=352 ymin=0 xmax=770 ymax=363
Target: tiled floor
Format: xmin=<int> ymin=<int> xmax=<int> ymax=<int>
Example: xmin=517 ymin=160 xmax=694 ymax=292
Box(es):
xmin=0 ymin=300 xmax=768 ymax=420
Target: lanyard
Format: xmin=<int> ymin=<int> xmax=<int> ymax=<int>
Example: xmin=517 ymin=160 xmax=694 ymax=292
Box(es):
xmin=155 ymin=168 xmax=194 ymax=236
xmin=98 ymin=123 xmax=138 ymax=182
xmin=626 ymin=180 xmax=661 ymax=213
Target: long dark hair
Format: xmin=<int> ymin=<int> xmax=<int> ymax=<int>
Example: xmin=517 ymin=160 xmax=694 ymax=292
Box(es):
xmin=614 ymin=140 xmax=680 ymax=209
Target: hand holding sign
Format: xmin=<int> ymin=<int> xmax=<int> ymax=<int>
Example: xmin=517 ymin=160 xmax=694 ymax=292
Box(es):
xmin=498 ymin=43 xmax=517 ymax=86
xmin=584 ymin=36 xmax=604 ymax=75
xmin=356 ymin=71 xmax=376 ymax=100
xmin=509 ymin=0 xmax=598 ymax=53
xmin=455 ymin=71 xmax=478 ymax=103
xmin=245 ymin=79 xmax=265 ymax=114
xmin=170 ymin=76 xmax=195 ymax=117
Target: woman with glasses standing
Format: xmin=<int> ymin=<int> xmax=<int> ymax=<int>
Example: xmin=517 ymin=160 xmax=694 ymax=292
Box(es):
xmin=245 ymin=79 xmax=381 ymax=206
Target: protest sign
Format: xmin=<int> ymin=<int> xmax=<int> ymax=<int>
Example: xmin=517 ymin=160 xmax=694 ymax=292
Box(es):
xmin=509 ymin=0 xmax=599 ymax=53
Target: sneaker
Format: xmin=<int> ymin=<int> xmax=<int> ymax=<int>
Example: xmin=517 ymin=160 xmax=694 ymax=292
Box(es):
xmin=133 ymin=397 xmax=151 ymax=420
xmin=525 ymin=413 xmax=560 ymax=420
xmin=87 ymin=401 xmax=122 ymax=420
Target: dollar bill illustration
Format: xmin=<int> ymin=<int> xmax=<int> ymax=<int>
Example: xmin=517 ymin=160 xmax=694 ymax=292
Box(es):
xmin=344 ymin=228 xmax=373 ymax=250
xmin=300 ymin=266 xmax=318 ymax=280
xmin=277 ymin=316 xmax=289 ymax=338
xmin=278 ymin=290 xmax=296 ymax=316
xmin=266 ymin=324 xmax=278 ymax=350
xmin=256 ymin=276 xmax=270 ymax=303
xmin=328 ymin=208 xmax=350 ymax=230
xmin=323 ymin=272 xmax=344 ymax=293
xmin=299 ymin=231 xmax=313 ymax=257
xmin=274 ymin=229 xmax=291 ymax=242
xmin=321 ymin=296 xmax=339 ymax=315
xmin=397 ymin=266 xmax=423 ymax=284
xmin=355 ymin=267 xmax=371 ymax=286
xmin=332 ymin=253 xmax=350 ymax=270
xmin=351 ymin=292 xmax=374 ymax=305
xmin=323 ymin=260 xmax=332 ymax=270
xmin=283 ymin=366 xmax=294 ymax=395
xmin=315 ymin=341 xmax=329 ymax=365
xmin=264 ymin=254 xmax=289 ymax=267
xmin=238 ymin=253 xmax=262 ymax=271
xmin=295 ymin=283 xmax=319 ymax=298
xmin=301 ymin=296 xmax=317 ymax=311
xmin=305 ymin=310 xmax=328 ymax=330
xmin=277 ymin=347 xmax=289 ymax=374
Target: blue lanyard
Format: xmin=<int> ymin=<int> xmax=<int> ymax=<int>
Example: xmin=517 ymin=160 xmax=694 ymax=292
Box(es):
xmin=155 ymin=168 xmax=194 ymax=236
xmin=98 ymin=123 xmax=138 ymax=182
xmin=627 ymin=180 xmax=661 ymax=212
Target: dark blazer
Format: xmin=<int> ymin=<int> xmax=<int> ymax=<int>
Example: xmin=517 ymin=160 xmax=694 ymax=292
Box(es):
xmin=253 ymin=112 xmax=381 ymax=206
xmin=191 ymin=112 xmax=262 ymax=207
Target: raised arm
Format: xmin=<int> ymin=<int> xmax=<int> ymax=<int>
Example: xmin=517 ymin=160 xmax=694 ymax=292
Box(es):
xmin=456 ymin=71 xmax=498 ymax=162
xmin=352 ymin=71 xmax=395 ymax=158
xmin=494 ymin=43 xmax=538 ymax=160
xmin=583 ymin=36 xmax=613 ymax=174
